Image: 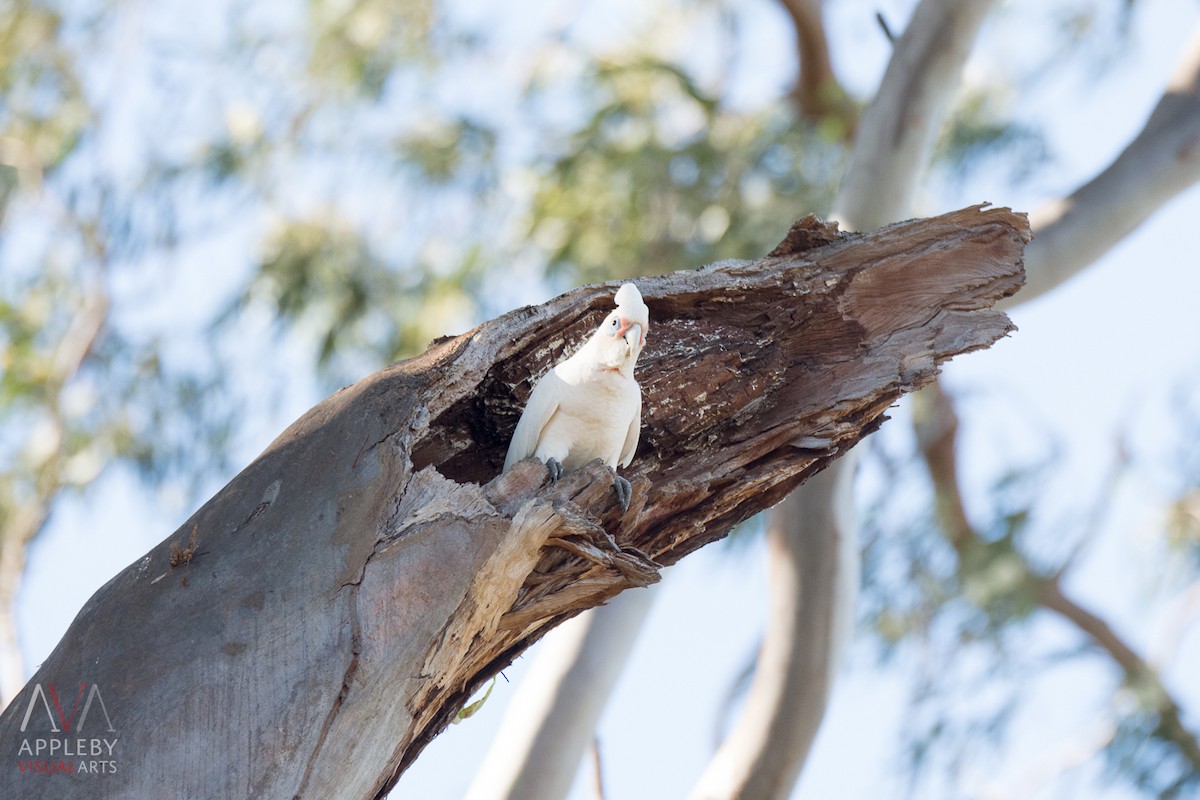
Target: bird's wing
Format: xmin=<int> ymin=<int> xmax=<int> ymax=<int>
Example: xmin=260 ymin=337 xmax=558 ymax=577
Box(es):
xmin=503 ymin=371 xmax=562 ymax=472
xmin=617 ymin=389 xmax=642 ymax=468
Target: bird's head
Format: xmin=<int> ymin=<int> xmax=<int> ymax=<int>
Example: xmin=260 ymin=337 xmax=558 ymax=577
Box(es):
xmin=591 ymin=282 xmax=649 ymax=373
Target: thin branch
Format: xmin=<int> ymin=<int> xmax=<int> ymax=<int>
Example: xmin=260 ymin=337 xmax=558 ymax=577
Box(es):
xmin=911 ymin=381 xmax=973 ymax=554
xmin=876 ymin=13 xmax=896 ymax=45
xmin=590 ymin=736 xmax=606 ymax=800
xmin=911 ymin=380 xmax=1200 ymax=775
xmin=775 ymin=0 xmax=854 ymax=127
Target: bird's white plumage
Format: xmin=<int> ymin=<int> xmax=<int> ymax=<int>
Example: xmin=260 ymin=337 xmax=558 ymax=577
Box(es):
xmin=503 ymin=284 xmax=648 ymax=475
xmin=614 ymin=283 xmax=646 ymax=315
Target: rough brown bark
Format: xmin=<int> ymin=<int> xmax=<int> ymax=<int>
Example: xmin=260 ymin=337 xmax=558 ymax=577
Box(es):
xmin=0 ymin=205 xmax=1027 ymax=800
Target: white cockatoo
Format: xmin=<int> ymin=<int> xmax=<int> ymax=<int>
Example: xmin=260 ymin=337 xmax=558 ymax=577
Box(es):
xmin=503 ymin=283 xmax=650 ymax=511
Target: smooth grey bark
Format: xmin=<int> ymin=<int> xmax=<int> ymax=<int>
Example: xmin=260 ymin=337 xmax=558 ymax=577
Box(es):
xmin=1017 ymin=25 xmax=1200 ymax=306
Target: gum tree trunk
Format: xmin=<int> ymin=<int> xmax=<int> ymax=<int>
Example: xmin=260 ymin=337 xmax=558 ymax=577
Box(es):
xmin=0 ymin=206 xmax=1028 ymax=800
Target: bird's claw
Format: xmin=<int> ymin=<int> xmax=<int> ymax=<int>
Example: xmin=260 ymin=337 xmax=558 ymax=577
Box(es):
xmin=545 ymin=457 xmax=564 ymax=484
xmin=613 ymin=475 xmax=632 ymax=513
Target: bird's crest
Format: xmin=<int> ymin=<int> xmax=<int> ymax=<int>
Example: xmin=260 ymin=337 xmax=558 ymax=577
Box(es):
xmin=614 ymin=283 xmax=649 ymax=327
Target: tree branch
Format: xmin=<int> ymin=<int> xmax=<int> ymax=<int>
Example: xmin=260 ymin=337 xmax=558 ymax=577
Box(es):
xmin=911 ymin=380 xmax=1200 ymax=776
xmin=775 ymin=0 xmax=853 ymax=127
xmin=0 ymin=206 xmax=1027 ymax=799
xmin=832 ymin=0 xmax=999 ymax=231
xmin=1015 ymin=24 xmax=1200 ymax=306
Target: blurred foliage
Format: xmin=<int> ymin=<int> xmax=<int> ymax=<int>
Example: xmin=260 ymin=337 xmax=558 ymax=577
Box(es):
xmin=307 ymin=0 xmax=436 ymax=97
xmin=934 ymin=89 xmax=1050 ymax=187
xmin=1166 ymin=490 xmax=1200 ymax=559
xmin=1109 ymin=696 xmax=1200 ymax=799
xmin=529 ymin=57 xmax=842 ymax=283
xmin=1 ymin=0 xmax=1197 ymax=796
xmin=1165 ymin=376 xmax=1200 ymax=565
xmin=0 ymin=1 xmax=90 ymax=194
xmin=0 ymin=0 xmax=235 ymax=548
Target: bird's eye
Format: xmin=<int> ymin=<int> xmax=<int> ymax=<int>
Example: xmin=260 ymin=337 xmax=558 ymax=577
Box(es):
xmin=610 ymin=317 xmax=618 ymax=327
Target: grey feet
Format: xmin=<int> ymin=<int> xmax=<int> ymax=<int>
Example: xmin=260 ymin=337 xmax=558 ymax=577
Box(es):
xmin=543 ymin=458 xmax=629 ymax=512
xmin=613 ymin=475 xmax=632 ymax=512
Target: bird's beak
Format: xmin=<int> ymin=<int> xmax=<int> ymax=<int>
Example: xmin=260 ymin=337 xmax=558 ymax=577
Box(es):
xmin=621 ymin=322 xmax=644 ymax=348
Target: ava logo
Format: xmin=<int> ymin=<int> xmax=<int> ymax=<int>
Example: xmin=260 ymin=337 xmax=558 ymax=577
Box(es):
xmin=15 ymin=683 xmax=119 ymax=776
xmin=19 ymin=683 xmax=115 ymax=735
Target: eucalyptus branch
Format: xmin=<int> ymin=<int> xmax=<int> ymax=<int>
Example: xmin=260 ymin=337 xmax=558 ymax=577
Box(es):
xmin=911 ymin=380 xmax=1200 ymax=776
xmin=1013 ymin=25 xmax=1200 ymax=306
xmin=775 ymin=0 xmax=855 ymax=128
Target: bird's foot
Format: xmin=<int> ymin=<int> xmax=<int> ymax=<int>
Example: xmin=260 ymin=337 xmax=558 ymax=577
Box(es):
xmin=545 ymin=457 xmax=564 ymax=484
xmin=613 ymin=475 xmax=632 ymax=513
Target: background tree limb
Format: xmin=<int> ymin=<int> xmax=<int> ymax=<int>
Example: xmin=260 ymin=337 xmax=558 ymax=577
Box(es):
xmin=464 ymin=586 xmax=657 ymax=800
xmin=776 ymin=0 xmax=852 ymax=126
xmin=1018 ymin=25 xmax=1200 ymax=305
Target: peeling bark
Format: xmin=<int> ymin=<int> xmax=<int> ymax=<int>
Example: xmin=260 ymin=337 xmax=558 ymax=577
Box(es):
xmin=0 ymin=206 xmax=1027 ymax=799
